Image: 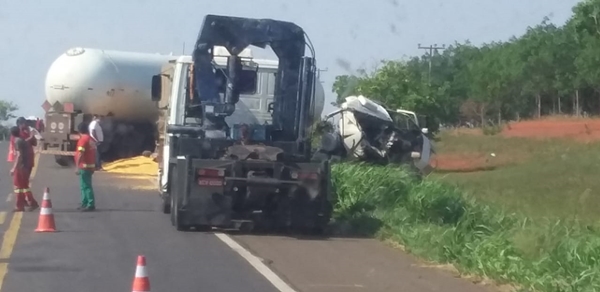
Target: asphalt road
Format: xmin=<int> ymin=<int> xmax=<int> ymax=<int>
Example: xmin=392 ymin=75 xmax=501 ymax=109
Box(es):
xmin=0 ymin=141 xmax=496 ymax=292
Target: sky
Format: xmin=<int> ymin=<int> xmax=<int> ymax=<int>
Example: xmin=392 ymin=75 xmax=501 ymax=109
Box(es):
xmin=0 ymin=0 xmax=582 ymax=120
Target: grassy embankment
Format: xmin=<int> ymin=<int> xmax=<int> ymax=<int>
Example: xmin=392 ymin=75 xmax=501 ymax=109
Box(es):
xmin=332 ymin=128 xmax=600 ymax=292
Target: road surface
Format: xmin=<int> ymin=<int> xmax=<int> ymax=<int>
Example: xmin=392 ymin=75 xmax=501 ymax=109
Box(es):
xmin=0 ymin=142 xmax=496 ymax=292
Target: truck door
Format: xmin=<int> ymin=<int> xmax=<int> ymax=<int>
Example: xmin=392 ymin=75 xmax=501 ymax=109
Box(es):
xmin=158 ymin=63 xmax=174 ymax=194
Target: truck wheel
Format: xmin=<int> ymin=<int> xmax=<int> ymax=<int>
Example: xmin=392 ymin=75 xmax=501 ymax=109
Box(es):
xmin=169 ymin=170 xmax=188 ymax=231
xmin=54 ymin=155 xmax=74 ymax=167
xmin=313 ymin=201 xmax=333 ymax=236
xmin=161 ymin=194 xmax=171 ymax=214
xmin=170 ymin=195 xmax=176 ymax=226
xmin=170 ymin=192 xmax=185 ymax=231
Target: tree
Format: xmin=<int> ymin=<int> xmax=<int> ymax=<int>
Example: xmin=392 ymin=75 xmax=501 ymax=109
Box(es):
xmin=0 ymin=100 xmax=18 ymax=122
xmin=0 ymin=100 xmax=18 ymax=140
xmin=331 ymin=0 xmax=600 ymax=126
xmin=331 ymin=75 xmax=363 ymax=106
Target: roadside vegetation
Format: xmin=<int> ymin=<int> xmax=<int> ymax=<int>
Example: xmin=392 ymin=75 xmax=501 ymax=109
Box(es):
xmin=0 ymin=100 xmax=18 ymax=140
xmin=331 ymin=132 xmax=600 ymax=291
xmin=331 ymin=0 xmax=600 ymax=128
xmin=326 ymin=1 xmax=600 ymax=291
xmin=433 ymin=128 xmax=600 ymax=222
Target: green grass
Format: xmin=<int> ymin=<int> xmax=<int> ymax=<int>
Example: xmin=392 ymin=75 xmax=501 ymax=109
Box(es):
xmin=331 ymin=162 xmax=600 ymax=292
xmin=432 ymin=132 xmax=600 ymax=222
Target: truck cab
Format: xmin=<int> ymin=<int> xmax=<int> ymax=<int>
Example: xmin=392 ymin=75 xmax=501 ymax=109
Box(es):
xmin=153 ymin=49 xmax=281 ymax=203
xmin=394 ymin=109 xmax=429 ymax=134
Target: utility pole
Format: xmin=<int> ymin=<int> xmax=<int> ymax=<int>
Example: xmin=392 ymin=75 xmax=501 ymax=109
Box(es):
xmin=417 ymin=43 xmax=446 ymax=85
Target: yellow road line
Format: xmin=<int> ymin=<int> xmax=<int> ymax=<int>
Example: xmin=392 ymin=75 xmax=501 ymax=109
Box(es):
xmin=0 ymin=212 xmax=23 ymax=289
xmin=0 ymin=213 xmax=6 ymax=225
xmin=30 ymin=152 xmax=40 ymax=179
xmin=0 ymin=212 xmax=22 ymax=259
xmin=0 ymin=264 xmax=7 ymax=291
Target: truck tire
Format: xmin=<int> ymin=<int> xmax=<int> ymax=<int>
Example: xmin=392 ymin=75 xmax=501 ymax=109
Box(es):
xmin=161 ymin=193 xmax=171 ymax=214
xmin=54 ymin=155 xmax=74 ymax=167
xmin=170 ymin=190 xmax=186 ymax=231
xmin=169 ymin=168 xmax=189 ymax=231
xmin=313 ymin=201 xmax=333 ymax=236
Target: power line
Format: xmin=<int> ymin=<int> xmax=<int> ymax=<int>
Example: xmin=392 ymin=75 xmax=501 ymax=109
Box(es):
xmin=417 ymin=43 xmax=446 ymax=85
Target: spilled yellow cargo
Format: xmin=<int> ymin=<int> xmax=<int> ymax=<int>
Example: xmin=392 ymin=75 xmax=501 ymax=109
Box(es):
xmin=102 ymin=156 xmax=158 ymax=177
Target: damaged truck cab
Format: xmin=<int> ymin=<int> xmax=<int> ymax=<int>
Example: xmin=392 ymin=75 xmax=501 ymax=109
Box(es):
xmin=152 ymin=15 xmax=333 ymax=233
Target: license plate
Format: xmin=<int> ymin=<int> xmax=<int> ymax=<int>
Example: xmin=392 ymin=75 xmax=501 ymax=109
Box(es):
xmin=198 ymin=178 xmax=223 ymax=186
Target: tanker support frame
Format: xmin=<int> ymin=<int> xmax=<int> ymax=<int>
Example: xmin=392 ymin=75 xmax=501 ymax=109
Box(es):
xmin=39 ymin=101 xmax=86 ymax=166
xmin=39 ymin=100 xmax=158 ymax=166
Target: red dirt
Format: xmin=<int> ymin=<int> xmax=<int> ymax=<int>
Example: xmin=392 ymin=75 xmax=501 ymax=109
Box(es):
xmin=502 ymin=117 xmax=600 ymax=142
xmin=432 ymin=153 xmax=514 ymax=173
xmin=434 ymin=117 xmax=600 ymax=172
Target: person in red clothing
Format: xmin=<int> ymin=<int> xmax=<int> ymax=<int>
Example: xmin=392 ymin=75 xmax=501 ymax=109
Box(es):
xmin=35 ymin=118 xmax=45 ymax=133
xmin=7 ymin=117 xmax=34 ymax=163
xmin=16 ymin=117 xmax=38 ymax=207
xmin=75 ymin=122 xmax=97 ymax=211
xmin=16 ymin=117 xmax=37 ymax=166
xmin=10 ymin=126 xmax=39 ymax=212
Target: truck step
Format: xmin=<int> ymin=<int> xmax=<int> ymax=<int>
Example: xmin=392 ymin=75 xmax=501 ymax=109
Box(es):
xmin=39 ymin=149 xmax=75 ymax=156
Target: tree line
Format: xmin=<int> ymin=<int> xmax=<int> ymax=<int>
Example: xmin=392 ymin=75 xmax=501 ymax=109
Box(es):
xmin=0 ymin=100 xmax=18 ymax=140
xmin=331 ymin=0 xmax=600 ymax=129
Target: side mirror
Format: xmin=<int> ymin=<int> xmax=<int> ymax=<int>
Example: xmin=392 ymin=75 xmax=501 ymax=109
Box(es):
xmin=151 ymin=75 xmax=161 ymax=102
xmin=225 ymin=56 xmax=242 ymax=105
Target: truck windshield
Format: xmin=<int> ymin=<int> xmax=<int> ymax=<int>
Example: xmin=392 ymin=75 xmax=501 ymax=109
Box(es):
xmin=182 ymin=64 xmax=263 ymax=128
xmin=214 ymin=68 xmax=258 ymax=95
xmin=393 ymin=113 xmax=420 ymax=131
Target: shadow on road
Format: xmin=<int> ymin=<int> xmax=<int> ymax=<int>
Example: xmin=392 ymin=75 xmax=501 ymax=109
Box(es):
xmin=53 ymin=208 xmax=156 ymax=213
xmin=176 ymin=216 xmax=384 ymax=241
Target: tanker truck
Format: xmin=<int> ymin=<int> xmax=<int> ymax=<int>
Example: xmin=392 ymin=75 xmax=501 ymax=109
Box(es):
xmin=41 ymin=47 xmax=179 ymax=166
xmin=40 ymin=46 xmax=326 ymax=167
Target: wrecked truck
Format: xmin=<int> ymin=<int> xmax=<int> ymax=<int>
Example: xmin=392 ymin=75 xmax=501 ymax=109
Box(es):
xmin=313 ymin=95 xmax=434 ymax=174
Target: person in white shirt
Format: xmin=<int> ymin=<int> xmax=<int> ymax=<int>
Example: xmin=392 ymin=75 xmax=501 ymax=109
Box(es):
xmin=88 ymin=115 xmax=104 ymax=170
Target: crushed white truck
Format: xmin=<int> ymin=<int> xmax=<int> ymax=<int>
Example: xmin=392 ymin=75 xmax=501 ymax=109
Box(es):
xmin=314 ymin=95 xmax=434 ymax=174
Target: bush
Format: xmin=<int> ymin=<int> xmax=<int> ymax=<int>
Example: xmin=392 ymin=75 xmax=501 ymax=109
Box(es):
xmin=331 ymin=162 xmax=600 ymax=292
xmin=482 ymin=124 xmax=503 ymax=135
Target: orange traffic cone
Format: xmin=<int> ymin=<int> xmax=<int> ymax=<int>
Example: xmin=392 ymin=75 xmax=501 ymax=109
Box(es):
xmin=132 ymin=255 xmax=150 ymax=292
xmin=35 ymin=188 xmax=56 ymax=232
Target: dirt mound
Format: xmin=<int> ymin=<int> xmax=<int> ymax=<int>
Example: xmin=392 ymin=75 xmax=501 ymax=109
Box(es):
xmin=503 ymin=118 xmax=600 ymax=142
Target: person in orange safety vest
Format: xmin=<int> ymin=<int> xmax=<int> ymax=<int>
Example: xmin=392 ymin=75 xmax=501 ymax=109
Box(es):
xmin=75 ymin=122 xmax=97 ymax=212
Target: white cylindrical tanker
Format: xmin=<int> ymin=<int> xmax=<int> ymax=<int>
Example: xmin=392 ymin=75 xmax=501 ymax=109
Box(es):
xmin=45 ymin=47 xmax=178 ymax=121
xmin=312 ymin=77 xmax=326 ymax=123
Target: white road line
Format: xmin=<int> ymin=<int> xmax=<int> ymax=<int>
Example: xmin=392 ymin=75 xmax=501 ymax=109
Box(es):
xmin=5 ymin=194 xmax=12 ymax=202
xmin=214 ymin=233 xmax=297 ymax=292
